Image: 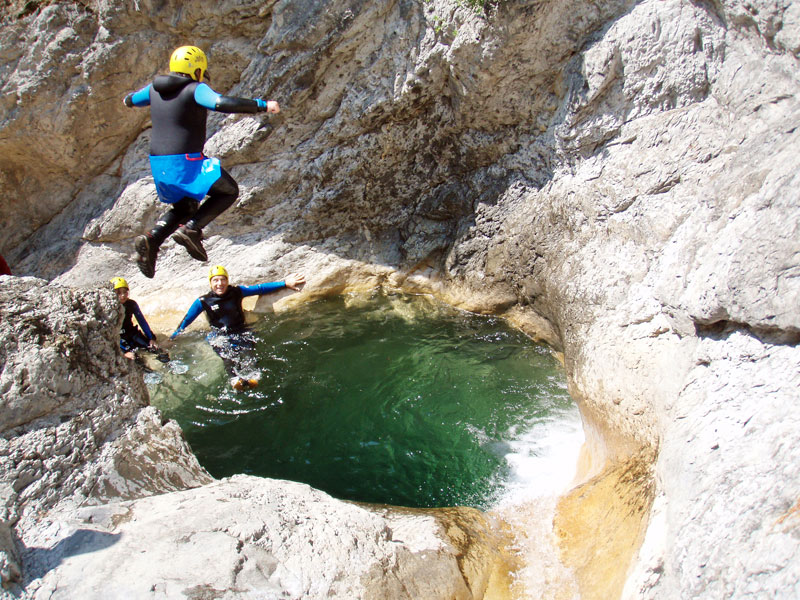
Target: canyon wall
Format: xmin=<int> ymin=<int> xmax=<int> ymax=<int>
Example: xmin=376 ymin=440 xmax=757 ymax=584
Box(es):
xmin=1 ymin=0 xmax=798 ymax=598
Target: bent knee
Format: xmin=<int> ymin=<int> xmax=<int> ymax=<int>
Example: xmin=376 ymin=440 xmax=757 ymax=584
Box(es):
xmin=213 ymin=171 xmax=239 ymax=199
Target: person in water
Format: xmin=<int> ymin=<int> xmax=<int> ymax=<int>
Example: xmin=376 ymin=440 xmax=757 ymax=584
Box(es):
xmin=123 ymin=45 xmax=281 ymax=278
xmin=111 ymin=277 xmax=168 ymax=362
xmin=170 ymin=265 xmax=305 ymax=391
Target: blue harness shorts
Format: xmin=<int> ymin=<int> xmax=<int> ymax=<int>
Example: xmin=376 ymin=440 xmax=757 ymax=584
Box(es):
xmin=149 ymin=153 xmax=222 ymax=204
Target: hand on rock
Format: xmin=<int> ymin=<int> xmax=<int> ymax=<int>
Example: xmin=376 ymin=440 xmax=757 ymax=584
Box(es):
xmin=284 ymin=273 xmax=305 ymax=291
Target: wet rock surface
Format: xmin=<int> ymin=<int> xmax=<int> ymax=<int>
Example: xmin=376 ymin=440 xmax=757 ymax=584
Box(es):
xmin=1 ymin=0 xmax=799 ymax=598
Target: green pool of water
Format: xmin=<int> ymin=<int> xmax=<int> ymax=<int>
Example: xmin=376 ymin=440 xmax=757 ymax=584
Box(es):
xmin=147 ymin=293 xmax=576 ymax=509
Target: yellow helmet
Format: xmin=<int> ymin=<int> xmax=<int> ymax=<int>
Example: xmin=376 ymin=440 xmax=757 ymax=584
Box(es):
xmin=208 ymin=265 xmax=229 ymax=282
xmin=110 ymin=277 xmax=129 ymax=290
xmin=169 ymin=46 xmax=208 ymax=82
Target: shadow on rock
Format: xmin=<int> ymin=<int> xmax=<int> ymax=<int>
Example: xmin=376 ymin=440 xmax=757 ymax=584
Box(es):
xmin=22 ymin=529 xmax=120 ymax=582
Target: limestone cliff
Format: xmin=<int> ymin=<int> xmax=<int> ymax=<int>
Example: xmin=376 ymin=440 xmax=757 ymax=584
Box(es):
xmin=0 ymin=0 xmax=798 ymax=598
xmin=0 ymin=278 xmax=211 ymax=507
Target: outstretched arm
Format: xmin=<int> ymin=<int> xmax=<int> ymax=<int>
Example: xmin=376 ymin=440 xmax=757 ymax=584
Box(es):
xmin=239 ymin=281 xmax=286 ymax=298
xmin=123 ymin=84 xmax=151 ymax=107
xmin=193 ymin=83 xmax=280 ymax=114
xmin=238 ymin=273 xmax=305 ymax=298
xmin=170 ymin=299 xmax=204 ymax=339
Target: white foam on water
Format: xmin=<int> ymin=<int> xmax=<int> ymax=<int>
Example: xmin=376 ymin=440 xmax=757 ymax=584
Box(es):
xmin=142 ymin=371 xmax=163 ymax=385
xmin=494 ymin=405 xmax=585 ymax=506
xmin=168 ymin=360 xmax=189 ymax=375
xmin=490 ymin=405 xmax=585 ymax=600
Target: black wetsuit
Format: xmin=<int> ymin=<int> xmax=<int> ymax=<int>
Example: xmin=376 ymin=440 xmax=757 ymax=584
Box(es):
xmin=124 ymin=74 xmax=265 ymax=245
xmin=198 ymin=286 xmax=248 ymax=333
xmin=171 ymin=282 xmax=286 ymax=378
xmin=199 ymin=287 xmax=254 ymax=376
xmin=119 ymin=299 xmax=155 ymax=353
xmin=148 ymin=76 xmax=210 ymax=156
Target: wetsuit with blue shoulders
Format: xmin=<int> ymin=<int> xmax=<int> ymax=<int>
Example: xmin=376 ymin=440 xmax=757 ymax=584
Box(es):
xmin=120 ymin=298 xmax=156 ymax=353
xmin=123 ymin=75 xmax=270 ymax=249
xmin=170 ymin=281 xmax=286 ymax=377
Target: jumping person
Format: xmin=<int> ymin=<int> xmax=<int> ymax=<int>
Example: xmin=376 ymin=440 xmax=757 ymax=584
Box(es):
xmin=170 ymin=265 xmax=305 ymax=391
xmin=111 ymin=277 xmax=168 ymax=362
xmin=123 ymin=45 xmax=281 ymax=278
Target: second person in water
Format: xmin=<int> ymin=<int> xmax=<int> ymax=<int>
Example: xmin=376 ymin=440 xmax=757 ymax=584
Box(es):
xmin=111 ymin=276 xmax=169 ymax=363
xmin=123 ymin=45 xmax=281 ymax=278
xmin=171 ymin=265 xmax=305 ymax=391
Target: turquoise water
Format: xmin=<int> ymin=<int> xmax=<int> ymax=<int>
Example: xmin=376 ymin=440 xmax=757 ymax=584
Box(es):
xmin=147 ymin=293 xmax=576 ymax=509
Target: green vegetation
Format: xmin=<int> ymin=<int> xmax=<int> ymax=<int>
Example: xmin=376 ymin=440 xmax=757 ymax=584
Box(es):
xmin=459 ymin=0 xmax=501 ymax=13
xmin=458 ymin=0 xmax=489 ymax=11
xmin=426 ymin=0 xmax=496 ymax=38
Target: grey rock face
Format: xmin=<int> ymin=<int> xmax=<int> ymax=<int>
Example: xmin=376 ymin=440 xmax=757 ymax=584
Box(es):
xmin=0 ymin=277 xmax=214 ymax=597
xmin=21 ymin=476 xmax=502 ymax=600
xmin=1 ymin=0 xmax=799 ymax=598
xmin=0 ymin=278 xmax=211 ymax=523
xmin=626 ymin=329 xmax=800 ymax=599
xmin=0 ymin=484 xmax=21 ymax=591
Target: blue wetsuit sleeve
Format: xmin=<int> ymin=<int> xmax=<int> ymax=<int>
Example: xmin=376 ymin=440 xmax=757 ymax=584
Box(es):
xmin=124 ymin=84 xmax=151 ymax=107
xmin=194 ymin=82 xmax=263 ymax=113
xmin=193 ymin=83 xmax=222 ymax=110
xmin=131 ymin=302 xmax=155 ymax=340
xmin=171 ymin=299 xmax=205 ymax=338
xmin=239 ymin=282 xmax=286 ymax=298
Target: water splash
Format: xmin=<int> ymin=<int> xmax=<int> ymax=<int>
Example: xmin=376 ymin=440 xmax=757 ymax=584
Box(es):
xmin=490 ymin=401 xmax=584 ymax=599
